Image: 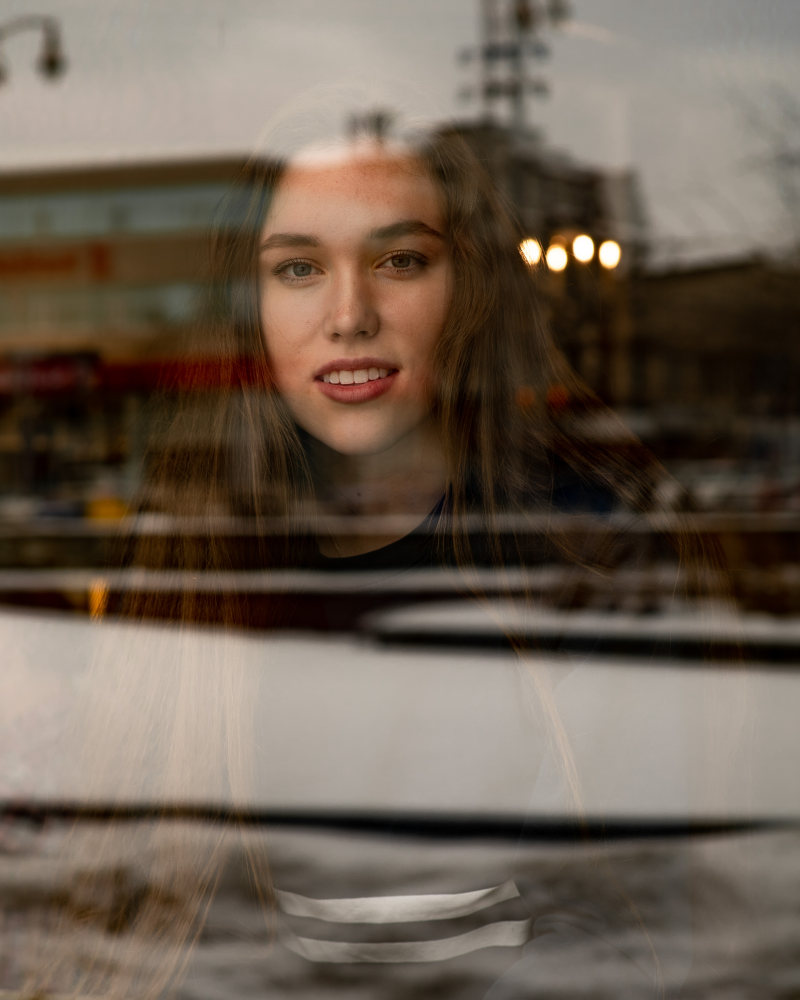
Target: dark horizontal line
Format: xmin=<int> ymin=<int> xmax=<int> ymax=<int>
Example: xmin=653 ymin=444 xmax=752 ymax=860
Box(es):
xmin=370 ymin=629 xmax=800 ymax=664
xmin=2 ymin=595 xmax=798 ymax=665
xmin=1 ymin=801 xmax=794 ymax=841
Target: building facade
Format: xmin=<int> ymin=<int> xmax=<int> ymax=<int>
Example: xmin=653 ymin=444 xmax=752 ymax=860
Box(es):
xmin=0 ymin=159 xmax=242 ymax=513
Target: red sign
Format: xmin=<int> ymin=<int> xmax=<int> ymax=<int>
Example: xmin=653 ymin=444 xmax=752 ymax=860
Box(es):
xmin=0 ymin=250 xmax=79 ymax=278
xmin=0 ymin=243 xmax=111 ymax=282
xmin=0 ymin=357 xmax=98 ymax=394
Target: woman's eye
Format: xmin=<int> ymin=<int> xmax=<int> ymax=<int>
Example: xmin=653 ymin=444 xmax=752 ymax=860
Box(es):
xmin=276 ymin=259 xmax=318 ymax=281
xmin=390 ymin=254 xmax=413 ymax=269
xmin=379 ymin=252 xmax=426 ymax=274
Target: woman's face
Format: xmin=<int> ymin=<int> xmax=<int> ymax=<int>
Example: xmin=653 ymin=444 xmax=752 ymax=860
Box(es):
xmin=258 ymin=144 xmax=452 ymax=459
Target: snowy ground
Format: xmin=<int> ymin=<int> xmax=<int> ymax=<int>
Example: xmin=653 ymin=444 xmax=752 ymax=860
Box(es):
xmin=2 ymin=820 xmax=799 ymax=997
xmin=2 ymin=607 xmax=799 ymax=996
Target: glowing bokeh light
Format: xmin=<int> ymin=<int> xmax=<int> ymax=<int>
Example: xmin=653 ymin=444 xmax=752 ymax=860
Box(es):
xmin=518 ymin=238 xmax=542 ymax=266
xmin=572 ymin=234 xmax=595 ymax=263
xmin=545 ymin=244 xmax=568 ymax=271
xmin=598 ymin=239 xmax=622 ymax=269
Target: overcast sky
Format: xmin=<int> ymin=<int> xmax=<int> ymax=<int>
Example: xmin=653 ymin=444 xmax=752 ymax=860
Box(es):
xmin=1 ymin=0 xmax=799 ymax=264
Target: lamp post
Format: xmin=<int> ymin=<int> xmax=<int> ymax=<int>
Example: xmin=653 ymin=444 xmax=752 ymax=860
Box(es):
xmin=0 ymin=15 xmax=66 ymax=85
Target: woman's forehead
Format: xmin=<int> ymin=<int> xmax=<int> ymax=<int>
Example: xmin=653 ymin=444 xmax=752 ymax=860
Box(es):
xmin=265 ymin=143 xmax=443 ymax=231
xmin=289 ymin=135 xmax=411 ymax=169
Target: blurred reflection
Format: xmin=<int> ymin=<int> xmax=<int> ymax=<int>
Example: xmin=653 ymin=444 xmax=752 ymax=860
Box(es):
xmin=1 ymin=2 xmax=799 ymax=998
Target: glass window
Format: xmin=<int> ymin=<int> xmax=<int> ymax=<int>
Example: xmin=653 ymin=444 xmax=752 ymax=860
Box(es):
xmin=1 ymin=4 xmax=798 ymax=998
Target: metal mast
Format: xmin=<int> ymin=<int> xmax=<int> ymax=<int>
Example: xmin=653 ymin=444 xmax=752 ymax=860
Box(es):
xmin=460 ymin=0 xmax=570 ymax=135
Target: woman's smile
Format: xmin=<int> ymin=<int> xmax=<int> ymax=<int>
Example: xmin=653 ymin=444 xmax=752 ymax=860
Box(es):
xmin=320 ymin=369 xmax=391 ymax=384
xmin=315 ymin=356 xmax=399 ymax=402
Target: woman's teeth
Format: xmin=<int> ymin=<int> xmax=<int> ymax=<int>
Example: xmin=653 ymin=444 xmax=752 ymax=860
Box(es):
xmin=322 ymin=367 xmax=389 ymax=385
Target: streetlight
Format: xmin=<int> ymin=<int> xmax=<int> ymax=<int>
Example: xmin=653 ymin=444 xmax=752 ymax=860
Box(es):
xmin=572 ymin=233 xmax=595 ymax=263
xmin=519 ymin=237 xmax=542 ymax=266
xmin=545 ymin=243 xmax=568 ymax=271
xmin=0 ymin=15 xmax=66 ymax=86
xmin=598 ymin=239 xmax=622 ymax=269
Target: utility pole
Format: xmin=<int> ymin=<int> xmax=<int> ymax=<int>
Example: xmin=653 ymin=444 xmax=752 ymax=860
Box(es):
xmin=459 ymin=0 xmax=570 ymax=136
xmin=458 ymin=1 xmax=571 ymax=225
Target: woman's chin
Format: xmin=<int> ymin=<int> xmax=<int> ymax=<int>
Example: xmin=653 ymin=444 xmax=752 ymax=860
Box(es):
xmin=301 ymin=418 xmax=436 ymax=465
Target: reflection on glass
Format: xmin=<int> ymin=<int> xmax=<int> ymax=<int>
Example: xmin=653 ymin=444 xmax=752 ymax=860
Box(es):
xmin=1 ymin=2 xmax=798 ymax=998
xmin=518 ymin=236 xmax=542 ymax=265
xmin=572 ymin=233 xmax=595 ymax=262
xmin=598 ymin=238 xmax=622 ymax=269
xmin=545 ymin=242 xmax=568 ymax=270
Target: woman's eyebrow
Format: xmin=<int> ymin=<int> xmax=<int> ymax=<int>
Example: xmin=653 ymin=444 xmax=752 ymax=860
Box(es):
xmin=260 ymin=232 xmax=320 ymax=251
xmin=368 ymin=220 xmax=444 ymax=242
xmin=260 ymin=220 xmax=444 ymax=253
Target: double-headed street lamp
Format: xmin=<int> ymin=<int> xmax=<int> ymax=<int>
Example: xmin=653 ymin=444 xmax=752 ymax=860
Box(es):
xmin=0 ymin=15 xmax=66 ymax=86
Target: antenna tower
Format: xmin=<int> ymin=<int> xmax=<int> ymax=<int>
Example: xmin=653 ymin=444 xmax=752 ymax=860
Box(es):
xmin=459 ymin=0 xmax=570 ymax=135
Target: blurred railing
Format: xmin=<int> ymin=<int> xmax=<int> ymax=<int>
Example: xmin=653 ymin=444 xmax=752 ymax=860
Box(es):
xmin=0 ymin=511 xmax=796 ymax=620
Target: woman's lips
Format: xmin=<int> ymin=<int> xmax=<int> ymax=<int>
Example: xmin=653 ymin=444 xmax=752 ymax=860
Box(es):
xmin=316 ymin=367 xmax=398 ymax=403
xmin=314 ymin=358 xmax=398 ymax=403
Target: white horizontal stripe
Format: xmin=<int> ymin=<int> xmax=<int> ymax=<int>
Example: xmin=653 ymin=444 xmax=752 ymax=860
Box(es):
xmin=276 ymin=880 xmax=520 ymax=924
xmin=282 ymin=918 xmax=533 ymax=964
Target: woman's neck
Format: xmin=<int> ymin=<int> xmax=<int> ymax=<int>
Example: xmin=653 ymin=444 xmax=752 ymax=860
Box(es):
xmin=311 ymin=421 xmax=447 ymax=558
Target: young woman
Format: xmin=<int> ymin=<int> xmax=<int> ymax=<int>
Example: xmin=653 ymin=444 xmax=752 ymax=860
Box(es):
xmin=23 ymin=122 xmax=709 ymax=999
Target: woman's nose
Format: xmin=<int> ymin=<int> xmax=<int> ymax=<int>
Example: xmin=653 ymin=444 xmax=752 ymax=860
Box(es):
xmin=327 ymin=268 xmax=379 ymax=341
